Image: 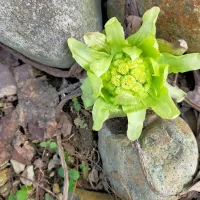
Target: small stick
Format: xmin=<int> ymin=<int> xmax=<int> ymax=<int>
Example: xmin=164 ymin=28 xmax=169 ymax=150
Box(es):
xmin=58 ymin=82 xmax=81 ymax=96
xmin=19 ymin=175 xmax=58 ymax=199
xmin=173 ymin=73 xmax=179 ymax=87
xmin=56 ymin=88 xmax=82 ymax=119
xmin=171 ymin=72 xmax=200 ymax=112
xmin=54 ymin=86 xmax=82 ymax=200
xmin=184 ymin=97 xmax=200 ymax=112
xmin=57 ymin=131 xmax=69 ymax=200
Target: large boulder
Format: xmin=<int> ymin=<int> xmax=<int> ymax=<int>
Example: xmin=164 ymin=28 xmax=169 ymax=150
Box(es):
xmin=107 ymin=0 xmax=126 ymax=25
xmin=0 ymin=0 xmax=102 ymax=68
xmin=98 ymin=117 xmax=198 ymax=200
xmin=107 ymin=0 xmax=200 ymax=52
xmin=137 ymin=0 xmax=200 ymax=53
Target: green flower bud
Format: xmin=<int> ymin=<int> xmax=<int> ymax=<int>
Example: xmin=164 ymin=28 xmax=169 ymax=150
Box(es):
xmin=68 ymin=6 xmax=200 ymax=141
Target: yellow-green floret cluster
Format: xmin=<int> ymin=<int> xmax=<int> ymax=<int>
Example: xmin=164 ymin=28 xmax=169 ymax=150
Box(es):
xmin=101 ymin=53 xmax=151 ymax=102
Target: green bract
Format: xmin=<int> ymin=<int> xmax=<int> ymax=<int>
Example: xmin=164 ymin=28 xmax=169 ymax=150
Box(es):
xmin=67 ymin=7 xmax=200 ymax=141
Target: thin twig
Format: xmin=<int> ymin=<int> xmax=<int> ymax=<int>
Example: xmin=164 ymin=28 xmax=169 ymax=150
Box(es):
xmin=56 ymin=88 xmax=82 ymax=120
xmin=19 ymin=175 xmax=58 ymax=199
xmin=36 ymin=148 xmax=46 ymax=200
xmin=55 ymin=87 xmax=82 ymax=199
xmin=173 ymin=73 xmax=179 ymax=87
xmin=197 ymin=114 xmax=200 ymax=134
xmin=0 ymin=43 xmax=83 ymax=78
xmin=193 ymin=70 xmax=200 ymax=87
xmin=57 ymin=131 xmax=69 ymax=200
xmin=171 ymin=72 xmax=200 ymax=112
xmin=184 ymin=97 xmax=200 ymax=112
xmin=58 ymin=82 xmax=81 ymax=96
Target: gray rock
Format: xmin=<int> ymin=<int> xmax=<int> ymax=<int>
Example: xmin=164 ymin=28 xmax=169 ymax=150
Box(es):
xmin=0 ymin=0 xmax=102 ymax=68
xmin=107 ymin=0 xmax=139 ymax=26
xmin=98 ymin=117 xmax=198 ymax=200
xmin=10 ymin=159 xmax=26 ymax=174
xmin=14 ymin=64 xmax=35 ymax=85
xmin=107 ymin=0 xmax=126 ymax=25
xmin=0 ymin=63 xmax=17 ymax=98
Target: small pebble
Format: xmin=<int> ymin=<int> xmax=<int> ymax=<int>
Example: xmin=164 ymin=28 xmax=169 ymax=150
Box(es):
xmin=53 ymin=183 xmax=60 ymax=194
xmin=10 ymin=159 xmax=25 ymax=174
xmin=57 ymin=193 xmax=63 ymax=200
xmin=49 ymin=171 xmax=55 ymax=178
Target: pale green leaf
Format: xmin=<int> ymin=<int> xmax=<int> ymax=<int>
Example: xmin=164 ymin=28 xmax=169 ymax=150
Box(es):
xmin=101 ymin=88 xmax=113 ymax=102
xmin=81 ymin=78 xmax=96 ymax=109
xmin=127 ymin=7 xmax=160 ymax=46
xmin=16 ymin=190 xmax=28 ymax=200
xmin=68 ymin=179 xmax=75 ymax=193
xmin=105 ymin=17 xmax=127 ymax=54
xmin=150 ymin=64 xmax=168 ymax=92
xmin=87 ymin=72 xmax=103 ymax=97
xmin=126 ymin=109 xmax=146 ymax=141
xmin=157 ymin=39 xmax=187 ymax=56
xmin=20 ymin=185 xmax=33 ymax=192
xmin=122 ymin=101 xmax=146 ymax=113
xmin=8 ymin=194 xmax=16 ymax=200
xmin=92 ymin=97 xmax=118 ymax=130
xmin=90 ymin=56 xmax=113 ymax=77
xmin=148 ymin=85 xmax=158 ymax=98
xmin=68 ymin=169 xmax=80 ymax=181
xmin=58 ymin=167 xmax=64 ymax=178
xmin=49 ymin=142 xmax=57 ymax=149
xmin=108 ymin=109 xmax=126 ymax=119
xmin=114 ymin=93 xmax=139 ymax=106
xmin=158 ymin=53 xmax=200 ymax=73
xmin=67 ymin=38 xmax=109 ymax=70
xmin=84 ymin=32 xmax=111 ymax=53
xmin=137 ymin=36 xmax=160 ymax=59
xmin=72 ymin=98 xmax=81 ymax=111
xmin=40 ymin=142 xmax=48 ymax=148
xmin=80 ymin=163 xmax=89 ymax=179
xmin=149 ymin=58 xmax=160 ymax=76
xmin=45 ymin=193 xmax=55 ymax=200
xmin=165 ymin=82 xmax=186 ymax=102
xmin=122 ymin=46 xmax=142 ymax=61
xmin=151 ymin=88 xmax=180 ymax=119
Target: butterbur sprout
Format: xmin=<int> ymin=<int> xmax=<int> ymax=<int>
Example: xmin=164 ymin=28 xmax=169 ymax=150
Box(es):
xmin=67 ymin=7 xmax=200 ymax=141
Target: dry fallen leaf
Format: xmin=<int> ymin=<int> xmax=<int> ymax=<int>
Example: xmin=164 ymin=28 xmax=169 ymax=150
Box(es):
xmin=0 ymin=141 xmax=10 ymax=169
xmin=34 ymin=158 xmax=44 ymax=169
xmin=20 ymin=165 xmax=35 ymax=186
xmin=48 ymin=154 xmax=60 ymax=171
xmin=58 ymin=113 xmax=72 ymax=137
xmin=188 ymin=181 xmax=200 ymax=192
xmin=0 ymin=181 xmax=11 ymax=198
xmin=88 ymin=167 xmax=99 ymax=185
xmin=179 ymin=181 xmax=200 ymax=199
xmin=12 ymin=132 xmax=35 ymax=165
